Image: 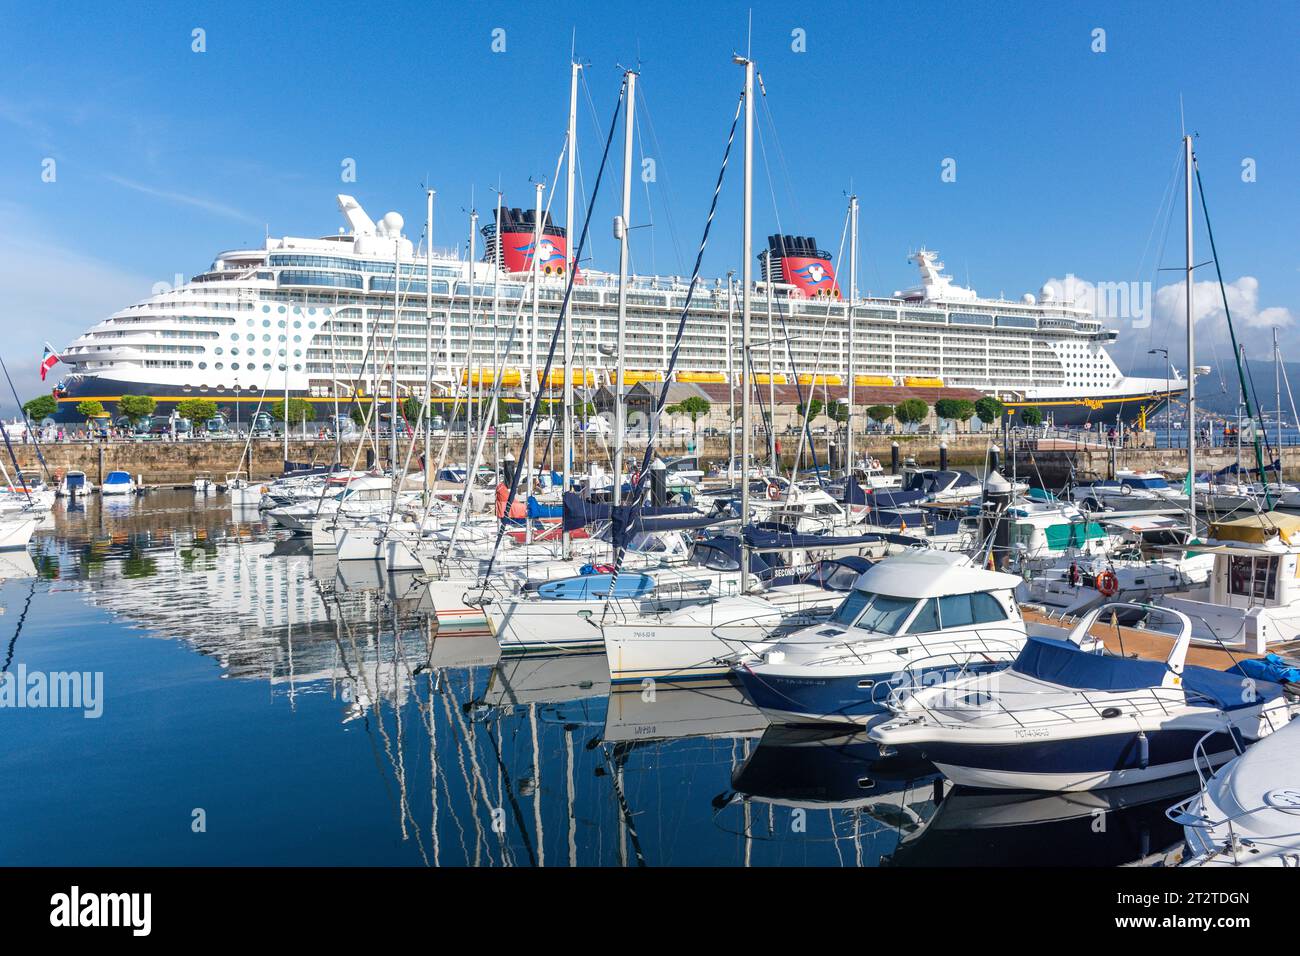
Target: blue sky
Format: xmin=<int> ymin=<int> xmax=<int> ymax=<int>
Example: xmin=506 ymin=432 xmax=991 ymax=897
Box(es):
xmin=1 ymin=0 xmax=1296 ymax=406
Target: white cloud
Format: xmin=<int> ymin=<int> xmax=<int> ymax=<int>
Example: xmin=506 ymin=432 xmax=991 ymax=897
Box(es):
xmin=1040 ymin=272 xmax=1296 ymax=364
xmin=1153 ymin=275 xmax=1295 ymax=335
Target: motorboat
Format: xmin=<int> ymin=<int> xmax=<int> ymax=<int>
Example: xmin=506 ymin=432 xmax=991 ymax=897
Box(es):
xmin=731 ymin=550 xmax=1029 ymax=726
xmin=1018 ymin=514 xmax=1213 ymax=617
xmin=1158 ymin=512 xmax=1300 ymax=655
xmin=1071 ymin=470 xmax=1187 ymax=514
xmin=869 ymin=603 xmax=1294 ymax=791
xmin=0 ymin=505 xmax=42 ymax=551
xmin=1169 ymin=711 xmax=1300 ymax=867
xmin=56 ymin=470 xmax=93 ymax=497
xmin=193 ymin=473 xmax=216 ymax=494
xmin=100 ymin=470 xmax=137 ymax=496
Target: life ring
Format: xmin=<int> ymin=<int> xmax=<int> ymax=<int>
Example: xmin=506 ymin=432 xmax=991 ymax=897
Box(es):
xmin=1119 ymin=484 xmax=1132 ymax=496
xmin=1096 ymin=570 xmax=1120 ymax=597
xmin=766 ymin=483 xmax=782 ymax=500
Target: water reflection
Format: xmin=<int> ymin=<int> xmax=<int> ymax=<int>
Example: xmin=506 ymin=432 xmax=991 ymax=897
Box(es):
xmin=5 ymin=491 xmax=1195 ymax=866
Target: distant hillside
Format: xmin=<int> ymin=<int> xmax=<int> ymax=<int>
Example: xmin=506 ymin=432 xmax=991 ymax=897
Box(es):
xmin=1126 ymin=359 xmax=1300 ymax=419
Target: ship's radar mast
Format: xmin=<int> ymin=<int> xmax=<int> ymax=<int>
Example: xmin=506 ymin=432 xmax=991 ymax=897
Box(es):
xmin=901 ymin=247 xmax=978 ymax=303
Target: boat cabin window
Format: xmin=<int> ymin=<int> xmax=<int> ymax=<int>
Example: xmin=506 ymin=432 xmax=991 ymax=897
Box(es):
xmin=829 ymin=589 xmax=872 ymax=625
xmin=832 ymin=591 xmax=915 ymax=634
xmin=1228 ymin=555 xmax=1277 ymax=601
xmin=907 ymin=598 xmax=940 ymax=633
xmin=907 ymin=592 xmax=1008 ymax=633
xmin=813 ymin=503 xmax=842 ymax=516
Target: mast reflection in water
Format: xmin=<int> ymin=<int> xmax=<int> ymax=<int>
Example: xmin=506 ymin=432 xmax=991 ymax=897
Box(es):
xmin=0 ymin=492 xmax=1196 ymax=866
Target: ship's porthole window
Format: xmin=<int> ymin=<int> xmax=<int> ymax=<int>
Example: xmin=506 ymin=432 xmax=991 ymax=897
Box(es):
xmin=293 ymin=335 xmax=301 ymax=343
xmin=293 ymin=321 xmax=301 ymax=329
xmin=215 ymin=363 xmax=224 ymax=370
xmin=263 ymin=348 xmax=271 ymax=357
xmin=277 ymin=306 xmax=286 ymax=314
xmin=247 ymin=319 xmax=254 ymax=327
xmin=215 ymin=347 xmax=223 ymax=355
xmin=278 ymin=335 xmax=286 ymax=342
xmin=231 ymin=363 xmax=240 ymax=370
xmin=278 ymin=320 xmax=286 ymax=329
xmin=198 ymin=362 xmax=207 ymax=370
xmin=263 ymin=334 xmax=270 ymax=342
xmin=231 ymin=347 xmax=240 ymax=355
xmin=263 ymin=319 xmax=271 ymax=327
xmin=278 ymin=349 xmax=285 ymax=357
xmin=264 ymin=363 xmax=272 ymax=371
xmin=294 ymin=364 xmax=302 ymax=372
xmin=293 ymin=349 xmax=301 ymax=357
xmin=278 ymin=364 xmax=286 ymax=372
xmin=293 ymin=307 xmax=300 ymax=314
xmin=262 ymin=306 xmax=270 ymax=313
xmin=308 ymin=321 xmax=317 ymax=329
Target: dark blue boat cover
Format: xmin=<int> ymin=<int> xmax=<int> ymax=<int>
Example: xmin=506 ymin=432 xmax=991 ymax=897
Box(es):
xmin=561 ymin=491 xmax=696 ymax=531
xmin=1012 ymin=637 xmax=1282 ymax=710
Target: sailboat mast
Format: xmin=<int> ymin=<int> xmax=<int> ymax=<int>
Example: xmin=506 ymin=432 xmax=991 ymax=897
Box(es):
xmin=493 ymin=191 xmax=502 ymax=481
xmin=391 ymin=239 xmax=400 ymax=471
xmin=1184 ymin=134 xmax=1196 ymax=522
xmin=529 ymin=180 xmax=544 ymax=503
xmin=766 ymin=249 xmax=776 ymax=471
xmin=467 ymin=209 xmax=478 ymax=475
xmin=424 ymin=188 xmax=433 ymax=494
xmin=736 ymin=53 xmax=754 ymax=593
xmin=563 ymin=59 xmax=580 ymax=559
xmin=1275 ymin=327 xmax=1282 ymax=468
xmin=847 ymin=193 xmax=858 ymax=476
xmin=613 ymin=69 xmax=636 ymax=517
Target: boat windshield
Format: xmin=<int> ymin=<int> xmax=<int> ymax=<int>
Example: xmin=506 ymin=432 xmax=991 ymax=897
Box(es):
xmin=805 ymin=562 xmax=863 ymax=591
xmin=829 ymin=590 xmax=916 ymax=634
xmin=1122 ymin=476 xmax=1169 ymax=491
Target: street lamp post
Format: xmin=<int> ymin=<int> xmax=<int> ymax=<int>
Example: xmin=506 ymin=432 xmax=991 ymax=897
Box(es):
xmin=1149 ymin=348 xmax=1170 ymax=449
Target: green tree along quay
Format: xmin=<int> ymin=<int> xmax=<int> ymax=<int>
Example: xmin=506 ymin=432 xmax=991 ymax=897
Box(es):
xmin=676 ymin=396 xmax=711 ymax=439
xmin=75 ymin=400 xmax=106 ymax=420
xmin=826 ymin=400 xmax=850 ymax=426
xmin=1019 ymin=405 xmax=1044 ymax=427
xmin=974 ymin=395 xmax=1006 ymax=426
xmin=401 ymin=396 xmax=427 ymax=424
xmin=893 ymin=398 xmax=929 ymax=428
xmin=175 ymin=398 xmax=218 ymax=426
xmin=866 ymin=404 xmax=894 ymax=426
xmin=118 ymin=394 xmax=157 ymax=425
xmin=269 ymin=398 xmax=316 ymax=424
xmin=22 ymin=395 xmax=57 ymax=420
xmin=935 ymin=398 xmax=977 ymax=432
xmin=795 ymin=398 xmax=824 ymax=424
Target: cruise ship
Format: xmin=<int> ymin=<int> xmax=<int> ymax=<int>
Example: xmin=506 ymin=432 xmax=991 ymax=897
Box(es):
xmin=54 ymin=194 xmax=1183 ymax=429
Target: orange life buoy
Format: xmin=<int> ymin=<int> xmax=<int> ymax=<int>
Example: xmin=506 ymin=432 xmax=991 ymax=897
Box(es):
xmin=1096 ymin=570 xmax=1119 ymax=597
xmin=766 ymin=482 xmax=782 ymax=500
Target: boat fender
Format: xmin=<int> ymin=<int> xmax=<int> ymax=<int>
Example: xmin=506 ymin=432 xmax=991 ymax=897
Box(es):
xmin=1136 ymin=730 xmax=1149 ymax=770
xmin=1096 ymin=570 xmax=1119 ymax=597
